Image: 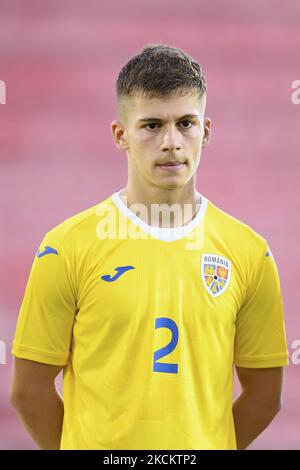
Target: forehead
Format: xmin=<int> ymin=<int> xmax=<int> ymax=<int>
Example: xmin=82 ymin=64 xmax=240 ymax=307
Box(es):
xmin=129 ymin=92 xmax=206 ymax=121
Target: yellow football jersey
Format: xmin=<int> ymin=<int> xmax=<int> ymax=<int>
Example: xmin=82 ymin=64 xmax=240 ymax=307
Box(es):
xmin=12 ymin=190 xmax=289 ymax=450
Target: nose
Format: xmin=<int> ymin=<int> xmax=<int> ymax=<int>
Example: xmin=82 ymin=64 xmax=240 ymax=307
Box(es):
xmin=160 ymin=124 xmax=182 ymax=152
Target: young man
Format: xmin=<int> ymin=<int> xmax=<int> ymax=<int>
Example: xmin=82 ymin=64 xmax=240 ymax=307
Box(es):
xmin=10 ymin=44 xmax=289 ymax=450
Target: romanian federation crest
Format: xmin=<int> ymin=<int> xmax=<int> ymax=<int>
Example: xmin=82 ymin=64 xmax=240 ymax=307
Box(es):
xmin=201 ymin=254 xmax=232 ymax=298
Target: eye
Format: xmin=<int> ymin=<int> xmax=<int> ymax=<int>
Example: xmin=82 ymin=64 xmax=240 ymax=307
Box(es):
xmin=145 ymin=123 xmax=159 ymax=130
xmin=144 ymin=121 xmax=194 ymax=131
xmin=179 ymin=120 xmax=193 ymax=129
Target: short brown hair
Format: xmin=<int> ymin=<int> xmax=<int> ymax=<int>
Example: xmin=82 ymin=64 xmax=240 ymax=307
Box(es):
xmin=116 ymin=44 xmax=207 ymax=107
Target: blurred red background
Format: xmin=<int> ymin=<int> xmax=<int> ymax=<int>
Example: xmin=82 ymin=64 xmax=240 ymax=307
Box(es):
xmin=0 ymin=0 xmax=299 ymax=449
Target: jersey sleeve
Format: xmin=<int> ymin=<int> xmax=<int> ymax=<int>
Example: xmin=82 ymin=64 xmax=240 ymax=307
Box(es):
xmin=234 ymin=241 xmax=289 ymax=368
xmin=11 ymin=231 xmax=77 ymax=366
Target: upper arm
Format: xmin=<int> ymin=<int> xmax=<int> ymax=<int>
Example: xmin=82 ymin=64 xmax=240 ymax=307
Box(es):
xmin=10 ymin=356 xmax=63 ymax=405
xmin=234 ymin=242 xmax=289 ymax=368
xmin=235 ymin=366 xmax=284 ymax=409
xmin=11 ymin=231 xmax=77 ymax=366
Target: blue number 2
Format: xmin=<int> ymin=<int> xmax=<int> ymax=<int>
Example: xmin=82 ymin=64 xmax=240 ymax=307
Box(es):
xmin=153 ymin=317 xmax=179 ymax=374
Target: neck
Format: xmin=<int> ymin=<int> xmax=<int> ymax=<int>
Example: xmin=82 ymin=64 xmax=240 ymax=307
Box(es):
xmin=119 ymin=180 xmax=202 ymax=228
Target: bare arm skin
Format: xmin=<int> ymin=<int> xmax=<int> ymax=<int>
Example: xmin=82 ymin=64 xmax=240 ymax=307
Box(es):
xmin=233 ymin=366 xmax=284 ymax=450
xmin=10 ymin=358 xmax=284 ymax=450
xmin=10 ymin=357 xmax=64 ymax=450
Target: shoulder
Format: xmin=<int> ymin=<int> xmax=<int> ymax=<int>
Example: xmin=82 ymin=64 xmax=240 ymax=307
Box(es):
xmin=41 ymin=194 xmax=115 ymax=249
xmin=205 ymin=197 xmax=269 ymax=260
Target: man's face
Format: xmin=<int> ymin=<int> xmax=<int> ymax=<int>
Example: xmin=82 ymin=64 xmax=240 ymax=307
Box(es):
xmin=112 ymin=92 xmax=211 ymax=191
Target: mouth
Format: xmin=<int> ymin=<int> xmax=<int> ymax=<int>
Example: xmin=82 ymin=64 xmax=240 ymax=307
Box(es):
xmin=156 ymin=161 xmax=187 ymax=172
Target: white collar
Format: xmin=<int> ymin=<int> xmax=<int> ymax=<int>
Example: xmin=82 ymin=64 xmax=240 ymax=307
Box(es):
xmin=111 ymin=189 xmax=208 ymax=242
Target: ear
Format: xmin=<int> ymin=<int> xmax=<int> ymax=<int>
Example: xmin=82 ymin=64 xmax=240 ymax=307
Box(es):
xmin=202 ymin=117 xmax=212 ymax=149
xmin=111 ymin=120 xmax=129 ymax=151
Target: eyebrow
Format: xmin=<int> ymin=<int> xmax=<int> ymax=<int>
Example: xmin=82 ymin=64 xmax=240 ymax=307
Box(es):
xmin=138 ymin=114 xmax=200 ymax=123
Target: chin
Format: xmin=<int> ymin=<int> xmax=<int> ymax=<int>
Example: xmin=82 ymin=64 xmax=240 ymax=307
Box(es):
xmin=154 ymin=178 xmax=187 ymax=191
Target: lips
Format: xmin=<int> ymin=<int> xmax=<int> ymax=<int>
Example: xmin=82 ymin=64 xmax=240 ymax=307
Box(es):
xmin=157 ymin=161 xmax=187 ymax=166
xmin=156 ymin=161 xmax=187 ymax=172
